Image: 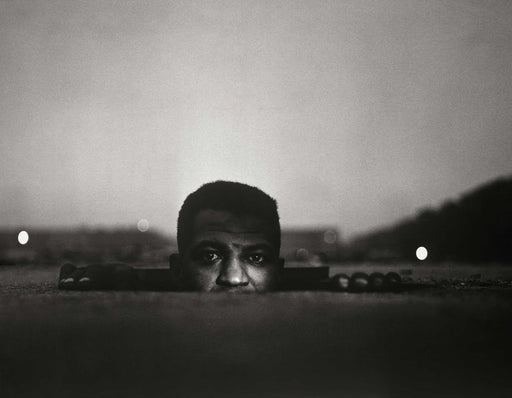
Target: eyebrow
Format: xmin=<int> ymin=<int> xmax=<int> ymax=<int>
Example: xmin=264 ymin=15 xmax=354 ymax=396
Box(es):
xmin=241 ymin=243 xmax=275 ymax=254
xmin=189 ymin=240 xmax=228 ymax=251
xmin=190 ymin=240 xmax=275 ymax=254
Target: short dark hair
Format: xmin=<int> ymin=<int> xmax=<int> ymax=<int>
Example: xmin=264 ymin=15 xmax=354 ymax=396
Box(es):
xmin=177 ymin=181 xmax=281 ymax=254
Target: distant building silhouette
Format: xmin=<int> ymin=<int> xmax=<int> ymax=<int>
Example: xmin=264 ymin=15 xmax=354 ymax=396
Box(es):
xmin=0 ymin=228 xmax=175 ymax=266
xmin=281 ymin=228 xmax=341 ymax=264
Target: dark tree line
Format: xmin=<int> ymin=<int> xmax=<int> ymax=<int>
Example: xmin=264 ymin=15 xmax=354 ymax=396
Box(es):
xmin=348 ymin=175 xmax=512 ymax=264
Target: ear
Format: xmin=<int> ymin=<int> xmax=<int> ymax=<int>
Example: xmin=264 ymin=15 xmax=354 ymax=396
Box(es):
xmin=274 ymin=258 xmax=286 ymax=290
xmin=169 ymin=253 xmax=182 ymax=279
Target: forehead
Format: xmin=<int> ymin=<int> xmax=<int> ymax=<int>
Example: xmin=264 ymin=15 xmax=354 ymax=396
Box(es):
xmin=189 ymin=209 xmax=275 ymax=246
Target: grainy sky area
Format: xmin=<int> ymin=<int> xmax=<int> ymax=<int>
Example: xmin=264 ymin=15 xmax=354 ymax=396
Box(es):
xmin=1 ymin=0 xmax=511 ymax=238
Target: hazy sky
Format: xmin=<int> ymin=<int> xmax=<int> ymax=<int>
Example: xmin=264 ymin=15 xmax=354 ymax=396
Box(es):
xmin=1 ymin=0 xmax=511 ymax=238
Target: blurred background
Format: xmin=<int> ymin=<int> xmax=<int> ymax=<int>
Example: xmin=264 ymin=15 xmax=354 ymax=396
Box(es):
xmin=1 ymin=0 xmax=511 ymax=267
xmin=1 ymin=5 xmax=512 ymax=397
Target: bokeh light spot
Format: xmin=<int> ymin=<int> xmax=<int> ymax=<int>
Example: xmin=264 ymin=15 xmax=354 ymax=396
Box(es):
xmin=416 ymin=246 xmax=428 ymax=260
xmin=137 ymin=219 xmax=150 ymax=232
xmin=18 ymin=231 xmax=29 ymax=245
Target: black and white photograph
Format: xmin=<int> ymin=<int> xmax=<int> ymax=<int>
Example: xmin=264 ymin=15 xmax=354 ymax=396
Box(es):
xmin=1 ymin=1 xmax=512 ymax=397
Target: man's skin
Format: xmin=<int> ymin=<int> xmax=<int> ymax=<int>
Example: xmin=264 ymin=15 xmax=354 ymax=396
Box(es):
xmin=175 ymin=209 xmax=284 ymax=292
xmin=59 ymin=208 xmax=285 ymax=292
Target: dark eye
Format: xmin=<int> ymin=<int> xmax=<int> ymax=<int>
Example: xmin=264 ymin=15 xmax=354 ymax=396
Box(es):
xmin=248 ymin=253 xmax=265 ymax=265
xmin=201 ymin=251 xmax=221 ymax=264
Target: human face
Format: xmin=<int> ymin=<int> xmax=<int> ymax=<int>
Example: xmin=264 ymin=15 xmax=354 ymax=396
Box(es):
xmin=179 ymin=209 xmax=283 ymax=292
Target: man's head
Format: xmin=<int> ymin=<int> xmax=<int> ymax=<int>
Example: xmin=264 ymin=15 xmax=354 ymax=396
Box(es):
xmin=172 ymin=181 xmax=283 ymax=292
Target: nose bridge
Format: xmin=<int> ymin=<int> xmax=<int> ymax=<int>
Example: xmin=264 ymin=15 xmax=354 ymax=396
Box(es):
xmin=216 ymin=254 xmax=249 ymax=287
